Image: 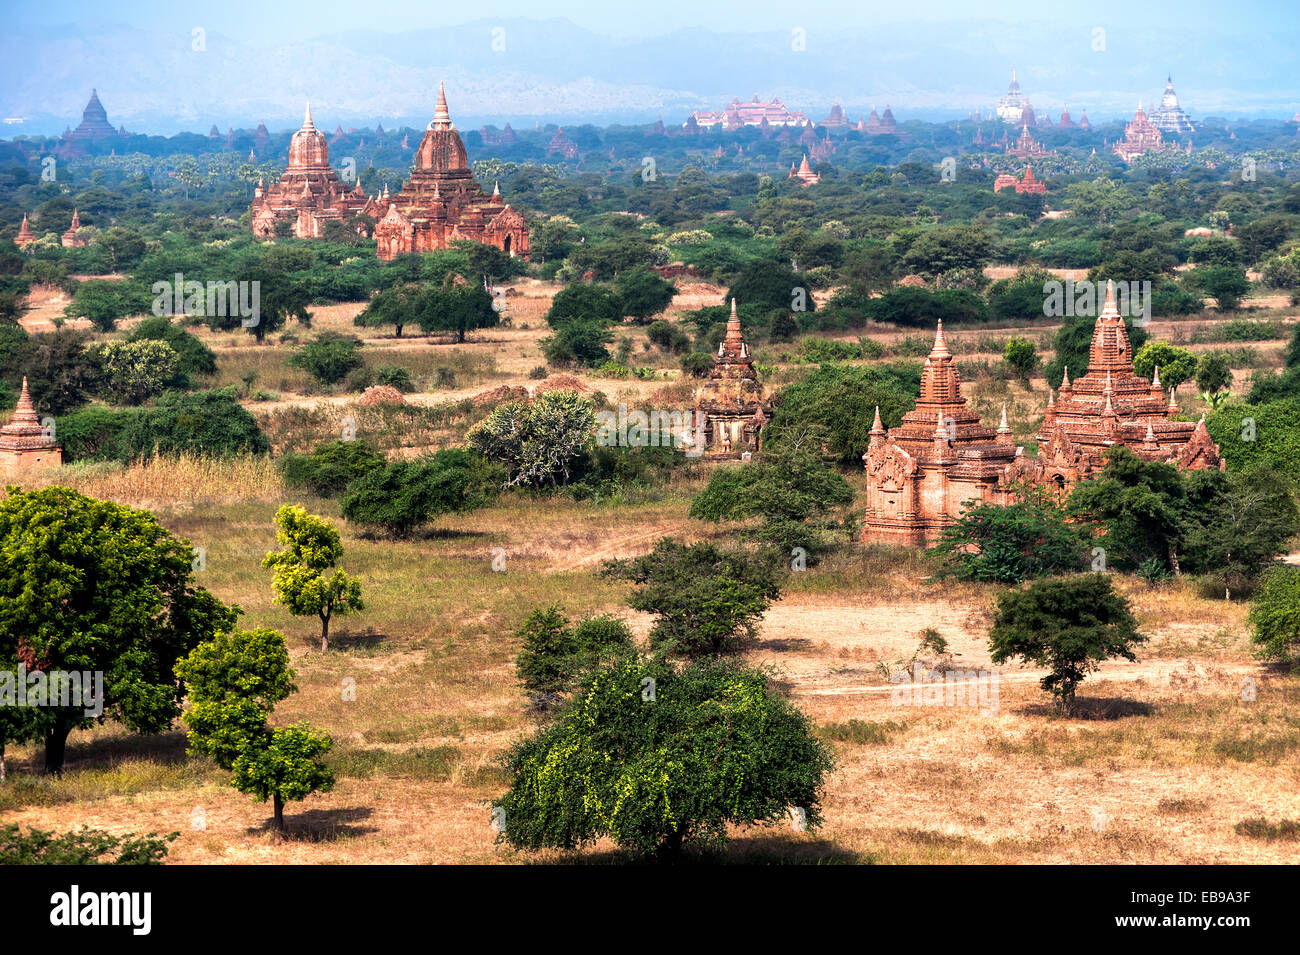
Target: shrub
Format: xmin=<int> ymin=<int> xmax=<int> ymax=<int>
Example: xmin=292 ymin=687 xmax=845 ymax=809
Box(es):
xmin=279 ymin=440 xmax=387 ymax=497
xmin=467 ymin=391 xmax=595 ymax=487
xmin=340 ymin=450 xmax=489 ymax=537
xmin=0 ymin=825 xmax=174 ymax=865
xmin=90 ymin=339 xmax=180 ymax=406
xmin=1248 ymin=567 xmax=1300 ymax=663
xmin=289 ymin=335 xmax=364 ymax=385
xmin=679 ymin=351 xmax=714 ymax=378
xmin=116 ymin=389 xmax=269 ymax=461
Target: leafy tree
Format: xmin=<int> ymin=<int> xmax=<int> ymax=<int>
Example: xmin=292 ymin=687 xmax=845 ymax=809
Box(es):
xmin=899 ymin=225 xmax=996 ymax=278
xmin=467 ymin=390 xmax=595 ymax=487
xmin=603 ymin=539 xmax=781 ymax=658
xmin=1233 ymin=215 xmax=1294 ymax=265
xmin=0 ymin=825 xmax=174 ymax=865
xmin=689 ymin=434 xmax=854 ymax=558
xmin=679 ymin=351 xmax=714 ymax=378
xmin=1068 ymin=448 xmax=1189 ymax=574
xmin=341 ymin=449 xmax=490 ymax=537
xmin=116 ymin=388 xmax=269 ymax=460
xmin=1195 ymin=351 xmax=1232 ymax=394
xmin=544 ymin=283 xmax=623 ymax=328
xmin=497 ymin=656 xmax=832 ymax=859
xmin=17 ymin=329 xmax=99 ymax=415
xmin=1002 ymin=337 xmax=1039 ymax=382
xmin=931 ymin=494 xmax=1090 ymax=583
xmin=1207 ymin=399 xmax=1300 ymax=482
xmin=90 ymin=339 xmax=179 ymax=405
xmin=263 ymin=506 xmax=363 ymax=651
xmin=989 ymin=574 xmax=1146 ymax=714
xmin=175 ymin=627 xmax=334 ymax=836
xmin=207 ymin=266 xmax=311 ymax=343
xmin=1248 ymin=567 xmax=1300 ymax=663
xmin=541 ymin=320 xmax=614 ymax=367
xmin=126 ymin=315 xmax=216 ymax=381
xmin=0 ymin=486 xmax=237 ymax=773
xmin=289 ymin=335 xmax=363 ymax=385
xmin=514 ymin=605 xmax=634 ymax=706
xmin=417 ymin=282 xmax=499 ymax=342
xmin=354 ymin=283 xmax=421 ymax=338
xmin=63 ymin=280 xmax=148 ymax=332
xmin=1189 ymin=266 xmax=1250 ymax=310
xmin=279 ymin=440 xmax=387 ymax=497
xmin=763 ymin=362 xmax=920 ymax=466
xmin=726 ymin=258 xmax=816 ymax=313
xmin=613 ymin=267 xmax=675 ymax=323
xmin=1132 ymin=341 xmax=1197 ymax=394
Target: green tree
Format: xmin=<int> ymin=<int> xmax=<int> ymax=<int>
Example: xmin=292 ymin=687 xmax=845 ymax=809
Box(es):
xmin=603 ymin=539 xmax=781 ymax=658
xmin=341 ymin=449 xmax=489 ymax=537
xmin=1068 ymin=448 xmax=1189 ymax=574
xmin=1189 ymin=266 xmax=1250 ymax=310
xmin=126 ymin=315 xmax=217 ymax=381
xmin=467 ymin=390 xmax=595 ymax=487
xmin=1248 ymin=567 xmax=1300 ymax=663
xmin=544 ymin=283 xmax=623 ymax=327
xmin=1002 ymin=337 xmax=1039 ymax=382
xmin=1132 ymin=341 xmax=1197 ymax=395
xmin=417 ymin=282 xmax=499 ymax=343
xmin=0 ymin=486 xmax=237 ymax=773
xmin=899 ymin=225 xmax=996 ymax=279
xmin=514 ymin=605 xmax=634 ymax=707
xmin=279 ymin=440 xmax=387 ymax=497
xmin=354 ymin=283 xmax=421 ymax=338
xmin=613 ymin=267 xmax=676 ymax=323
xmin=931 ymin=494 xmax=1091 ymax=583
xmin=0 ymin=825 xmax=174 ymax=864
xmin=90 ymin=339 xmax=180 ymax=406
xmin=175 ymin=627 xmax=334 ymax=836
xmin=497 ymin=656 xmax=832 ymax=859
xmin=540 ymin=320 xmax=613 ymax=367
xmin=289 ymin=334 xmax=363 ymax=385
xmin=116 ymin=388 xmax=269 ymax=461
xmin=63 ymin=280 xmax=148 ymax=333
xmin=989 ymin=574 xmax=1146 ymax=714
xmin=262 ymin=505 xmax=363 ymax=651
xmin=1195 ymin=352 xmax=1232 ymax=394
xmin=726 ymin=258 xmax=816 ymax=313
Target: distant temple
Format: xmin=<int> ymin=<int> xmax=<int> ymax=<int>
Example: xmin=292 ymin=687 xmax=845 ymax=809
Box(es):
xmin=993 ymin=164 xmax=1047 ymax=194
xmin=0 ymin=378 xmax=62 ymax=473
xmin=859 ymin=105 xmax=899 ymax=135
xmin=996 ymin=70 xmax=1032 ymax=124
xmin=687 ymin=96 xmax=809 ymax=130
xmin=14 ymin=215 xmax=36 ymax=248
xmin=1007 ymin=124 xmax=1052 ymax=158
xmin=547 ymin=127 xmax=578 ymax=159
xmin=819 ymin=101 xmax=850 ymax=128
xmin=61 ymin=209 xmax=86 ymax=248
xmin=860 ymin=282 xmax=1222 ymax=546
xmin=1058 ymin=105 xmax=1074 ymax=127
xmin=57 ymin=90 xmax=121 ymax=157
xmin=249 ymin=103 xmax=374 ymax=239
xmin=373 ymin=83 xmax=529 ymax=262
xmin=689 ymin=300 xmax=772 ymax=458
xmin=1150 ymin=75 xmax=1196 ymax=134
xmin=788 ymin=154 xmax=820 ymax=186
xmin=1113 ymin=102 xmax=1166 ymax=162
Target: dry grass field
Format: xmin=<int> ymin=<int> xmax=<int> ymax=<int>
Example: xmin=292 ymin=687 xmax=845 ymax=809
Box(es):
xmin=3 ymin=280 xmax=1298 ymax=864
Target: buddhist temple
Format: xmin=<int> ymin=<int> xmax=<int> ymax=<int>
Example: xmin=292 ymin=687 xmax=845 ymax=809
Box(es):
xmin=14 ymin=215 xmax=36 ymax=248
xmin=819 ymin=101 xmax=850 ymax=128
xmin=373 ymin=83 xmax=530 ymax=262
xmin=1058 ymin=106 xmax=1074 ymax=127
xmin=61 ymin=209 xmax=86 ymax=248
xmin=57 ymin=90 xmax=120 ymax=157
xmin=1078 ymin=110 xmax=1091 ymax=130
xmin=249 ymin=103 xmax=372 ymax=239
xmin=1150 ymin=76 xmax=1196 ymax=134
xmin=788 ymin=155 xmax=821 ymax=186
xmin=689 ymin=300 xmax=772 ymax=458
xmin=1008 ymin=124 xmax=1051 ymax=158
xmin=861 ymin=282 xmax=1222 ymax=545
xmin=1113 ymin=102 xmax=1165 ymax=162
xmin=996 ymin=70 xmax=1032 ymax=124
xmin=0 ymin=378 xmax=62 ymax=472
xmin=993 ymin=165 xmax=1046 ymax=194
xmin=686 ymin=96 xmax=809 ymax=130
xmin=547 ymin=127 xmax=578 ymax=158
xmin=863 ymin=105 xmax=899 ymax=135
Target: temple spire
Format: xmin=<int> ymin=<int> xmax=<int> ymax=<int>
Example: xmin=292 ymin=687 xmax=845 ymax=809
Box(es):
xmin=434 ymin=81 xmax=451 ymax=127
xmin=930 ymin=318 xmax=950 ymax=358
xmin=303 ymin=101 xmax=314 ymax=129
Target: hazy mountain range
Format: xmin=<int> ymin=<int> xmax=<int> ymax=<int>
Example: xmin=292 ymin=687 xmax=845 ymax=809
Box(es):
xmin=2 ymin=16 xmax=1296 ymax=136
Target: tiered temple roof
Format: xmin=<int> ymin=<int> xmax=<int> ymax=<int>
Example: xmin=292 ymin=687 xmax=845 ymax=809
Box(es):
xmin=996 ymin=69 xmax=1032 ymax=124
xmin=61 ymin=209 xmax=86 ymax=248
xmin=1150 ymin=75 xmax=1196 ymax=134
xmin=689 ymin=300 xmax=772 ymax=458
xmin=788 ymin=154 xmax=820 ymax=186
xmin=58 ymin=90 xmax=121 ymax=157
xmin=372 ymin=83 xmax=529 ymax=262
xmin=0 ymin=377 xmax=62 ymax=471
xmin=14 ymin=215 xmax=36 ymax=248
xmin=687 ymin=96 xmax=809 ymax=130
xmin=1113 ymin=102 xmax=1165 ymax=162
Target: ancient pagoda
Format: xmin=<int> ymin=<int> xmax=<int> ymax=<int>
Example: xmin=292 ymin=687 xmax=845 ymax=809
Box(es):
xmin=1113 ymin=102 xmax=1165 ymax=162
xmin=57 ymin=90 xmax=121 ymax=157
xmin=61 ymin=209 xmax=86 ymax=248
xmin=788 ymin=155 xmax=820 ymax=186
xmin=14 ymin=215 xmax=36 ymax=248
xmin=996 ymin=69 xmax=1032 ymax=124
xmin=373 ymin=83 xmax=530 ymax=262
xmin=249 ymin=102 xmax=373 ymax=239
xmin=689 ymin=300 xmax=772 ymax=458
xmin=0 ymin=378 xmax=62 ymax=472
xmin=860 ymin=321 xmax=1021 ymax=545
xmin=1150 ymin=76 xmax=1196 ymax=134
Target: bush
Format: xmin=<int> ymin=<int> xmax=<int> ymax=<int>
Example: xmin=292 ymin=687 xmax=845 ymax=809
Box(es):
xmin=0 ymin=825 xmax=175 ymax=865
xmin=90 ymin=339 xmax=180 ymax=406
xmin=126 ymin=315 xmax=216 ymax=379
xmin=289 ymin=335 xmax=364 ymax=385
xmin=541 ymin=320 xmax=613 ymax=367
xmin=115 ymin=389 xmax=269 ymax=461
xmin=279 ymin=440 xmax=388 ymax=497
xmin=930 ymin=496 xmax=1090 ymax=583
xmin=467 ymin=391 xmax=595 ymax=487
xmin=514 ymin=606 xmax=635 ymax=704
xmin=340 ymin=449 xmax=490 ymax=537
xmin=647 ymin=320 xmax=692 ymax=354
xmin=679 ymin=351 xmax=714 ymax=378
xmin=1248 ymin=567 xmax=1300 ymax=663
xmin=373 ymin=365 xmax=415 ymax=393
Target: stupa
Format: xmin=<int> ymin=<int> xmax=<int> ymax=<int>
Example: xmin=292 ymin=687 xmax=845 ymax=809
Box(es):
xmin=0 ymin=378 xmax=62 ymax=472
xmin=688 ymin=300 xmax=772 ymax=458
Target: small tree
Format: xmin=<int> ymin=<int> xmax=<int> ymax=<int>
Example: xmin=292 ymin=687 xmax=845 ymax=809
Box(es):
xmin=1133 ymin=341 xmax=1197 ymax=395
xmin=354 ymin=283 xmax=421 ymax=338
xmin=613 ymin=267 xmax=676 ymax=323
xmin=289 ymin=335 xmax=363 ymax=385
xmin=417 ymin=282 xmax=499 ymax=343
xmin=63 ymin=280 xmax=148 ymax=333
xmin=176 ymin=627 xmax=334 ymax=836
xmin=603 ymin=539 xmax=781 ymax=658
xmin=1195 ymin=351 xmax=1232 ymax=394
xmin=340 ymin=449 xmax=490 ymax=537
xmin=467 ymin=390 xmax=595 ymax=487
xmin=497 ymin=657 xmax=832 ymax=859
xmin=91 ymin=339 xmax=180 ymax=405
xmin=931 ymin=494 xmax=1090 ymax=583
xmin=1191 ymin=266 xmax=1251 ymax=310
xmin=989 ymin=574 xmax=1146 ymax=714
xmin=1002 ymin=337 xmax=1039 ymax=382
xmin=1248 ymin=567 xmax=1300 ymax=663
xmin=263 ymin=505 xmax=363 ymax=651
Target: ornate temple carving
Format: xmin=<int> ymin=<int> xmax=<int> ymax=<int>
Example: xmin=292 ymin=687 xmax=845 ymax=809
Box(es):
xmin=688 ymin=300 xmax=773 ymax=458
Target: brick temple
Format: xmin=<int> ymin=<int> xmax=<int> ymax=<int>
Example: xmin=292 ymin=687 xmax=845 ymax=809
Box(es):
xmin=688 ymin=300 xmax=772 ymax=458
xmin=250 ymin=103 xmax=375 ymax=239
xmin=861 ymin=281 xmax=1222 ymax=545
xmin=373 ymin=83 xmax=529 ymax=261
xmin=0 ymin=378 xmax=62 ymax=473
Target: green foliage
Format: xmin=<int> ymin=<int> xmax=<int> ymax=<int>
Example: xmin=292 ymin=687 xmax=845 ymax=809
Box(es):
xmin=0 ymin=486 xmax=237 ymax=773
xmin=289 ymin=334 xmax=364 ymax=385
xmin=1195 ymin=351 xmax=1232 ymax=394
xmin=989 ymin=574 xmax=1146 ymax=714
xmin=416 ymin=282 xmax=499 ymax=342
xmin=1248 ymin=567 xmax=1300 ymax=663
xmin=727 ymin=258 xmax=816 ymax=313
xmin=0 ymin=825 xmax=174 ymax=865
xmin=514 ymin=605 xmax=634 ymax=702
xmin=116 ymin=388 xmax=269 ymax=461
xmin=13 ymin=329 xmax=99 ymax=416
xmin=1002 ymin=337 xmax=1039 ymax=381
xmin=541 ymin=320 xmax=614 ymax=367
xmin=263 ymin=505 xmax=364 ymax=651
xmin=798 ymin=337 xmax=862 ymax=362
xmin=1188 ymin=266 xmax=1251 ymax=310
xmin=126 ymin=315 xmax=217 ymax=380
xmin=176 ymin=627 xmax=333 ymax=834
xmin=354 ymin=282 xmax=421 ymax=337
xmin=63 ymin=280 xmax=149 ymax=332
xmin=341 ymin=449 xmax=491 ymax=537
xmin=899 ymin=225 xmax=996 ymax=278
xmin=90 ymin=339 xmax=180 ymax=405
xmin=497 ymin=656 xmax=832 ymax=858
xmin=280 ymin=440 xmax=388 ymax=497
xmin=646 ymin=319 xmax=691 ymax=354
xmin=1207 ymin=399 xmax=1300 ymax=482
xmin=679 ymin=351 xmax=714 ymax=378
xmin=765 ymin=361 xmax=920 ymax=466
xmin=544 ymin=282 xmax=623 ymax=328
xmin=467 ymin=390 xmax=595 ymax=487
xmin=603 ymin=539 xmax=782 ymax=658
xmin=613 ymin=266 xmax=676 ymax=322
xmin=930 ymin=495 xmax=1090 ymax=583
